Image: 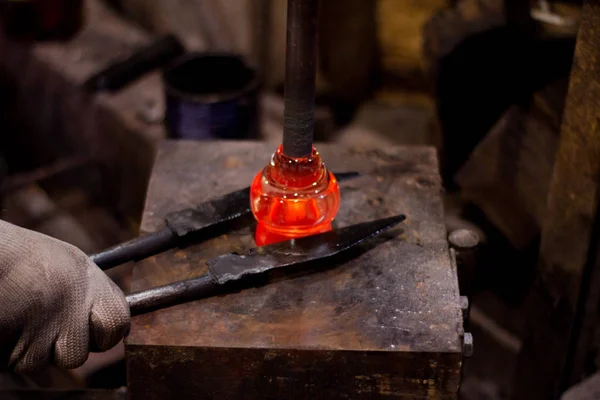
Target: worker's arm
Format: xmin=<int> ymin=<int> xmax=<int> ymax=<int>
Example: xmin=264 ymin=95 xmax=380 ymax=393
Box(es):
xmin=0 ymin=220 xmax=130 ymax=373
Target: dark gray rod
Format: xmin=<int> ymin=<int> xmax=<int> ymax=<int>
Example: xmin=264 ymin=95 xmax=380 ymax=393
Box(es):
xmin=126 ymin=275 xmax=217 ymax=316
xmin=282 ymin=0 xmax=319 ymax=158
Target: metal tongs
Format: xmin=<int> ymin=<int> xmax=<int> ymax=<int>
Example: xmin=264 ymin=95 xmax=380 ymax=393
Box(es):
xmin=90 ymin=173 xmax=405 ymax=316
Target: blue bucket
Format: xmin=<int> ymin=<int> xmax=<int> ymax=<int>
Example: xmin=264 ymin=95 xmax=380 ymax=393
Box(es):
xmin=163 ymin=53 xmax=260 ymax=140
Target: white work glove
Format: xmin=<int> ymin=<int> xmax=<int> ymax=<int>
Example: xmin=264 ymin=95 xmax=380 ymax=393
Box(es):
xmin=0 ymin=220 xmax=130 ymax=373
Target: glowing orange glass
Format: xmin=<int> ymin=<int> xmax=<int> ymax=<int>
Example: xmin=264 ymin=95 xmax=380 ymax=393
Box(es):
xmin=250 ymin=145 xmax=340 ymax=246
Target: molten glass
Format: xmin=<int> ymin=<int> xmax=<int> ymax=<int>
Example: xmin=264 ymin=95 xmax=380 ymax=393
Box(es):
xmin=250 ymin=145 xmax=340 ymax=246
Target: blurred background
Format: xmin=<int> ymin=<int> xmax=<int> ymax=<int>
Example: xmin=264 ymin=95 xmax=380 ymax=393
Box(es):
xmin=0 ymin=0 xmax=596 ymax=399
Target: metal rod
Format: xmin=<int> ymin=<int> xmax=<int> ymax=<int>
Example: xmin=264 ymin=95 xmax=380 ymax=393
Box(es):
xmin=126 ymin=275 xmax=217 ymax=316
xmin=90 ymin=228 xmax=177 ymax=270
xmin=282 ymin=0 xmax=318 ymax=158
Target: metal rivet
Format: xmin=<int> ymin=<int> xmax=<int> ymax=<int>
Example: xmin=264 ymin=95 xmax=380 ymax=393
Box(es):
xmin=449 ymin=229 xmax=480 ymax=250
xmin=463 ymin=332 xmax=474 ymax=357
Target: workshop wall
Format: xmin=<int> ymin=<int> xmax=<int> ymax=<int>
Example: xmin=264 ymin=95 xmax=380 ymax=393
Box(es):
xmin=377 ymin=0 xmax=447 ymax=81
xmin=112 ymin=0 xmax=250 ymax=53
xmin=114 ymin=0 xmax=449 ymax=96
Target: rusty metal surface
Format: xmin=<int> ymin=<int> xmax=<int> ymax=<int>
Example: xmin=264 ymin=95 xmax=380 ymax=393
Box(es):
xmin=126 ymin=141 xmax=462 ymax=399
xmin=515 ymin=1 xmax=600 ymax=399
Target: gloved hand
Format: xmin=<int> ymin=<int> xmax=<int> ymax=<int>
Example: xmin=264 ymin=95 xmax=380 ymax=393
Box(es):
xmin=0 ymin=220 xmax=130 ymax=373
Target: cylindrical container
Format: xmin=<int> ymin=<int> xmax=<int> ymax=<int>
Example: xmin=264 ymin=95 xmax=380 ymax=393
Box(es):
xmin=0 ymin=0 xmax=84 ymax=41
xmin=163 ymin=53 xmax=260 ymax=140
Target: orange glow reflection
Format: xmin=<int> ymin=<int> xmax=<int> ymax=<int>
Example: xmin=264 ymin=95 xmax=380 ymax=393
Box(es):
xmin=250 ymin=145 xmax=340 ymax=246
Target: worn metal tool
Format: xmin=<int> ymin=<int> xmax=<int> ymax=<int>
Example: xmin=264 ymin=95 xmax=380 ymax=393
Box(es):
xmin=126 ymin=214 xmax=405 ymax=316
xmin=91 ymin=171 xmax=359 ymax=270
xmin=84 ymin=34 xmax=185 ymax=93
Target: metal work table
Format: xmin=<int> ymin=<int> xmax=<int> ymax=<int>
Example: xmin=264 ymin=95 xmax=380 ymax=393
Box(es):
xmin=125 ymin=140 xmax=464 ymax=399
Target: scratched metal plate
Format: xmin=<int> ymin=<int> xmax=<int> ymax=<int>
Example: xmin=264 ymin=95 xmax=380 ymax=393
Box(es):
xmin=126 ymin=141 xmax=463 ymax=399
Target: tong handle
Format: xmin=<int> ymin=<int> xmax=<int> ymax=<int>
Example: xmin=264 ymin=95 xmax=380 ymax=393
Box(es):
xmin=126 ymin=274 xmax=218 ymax=316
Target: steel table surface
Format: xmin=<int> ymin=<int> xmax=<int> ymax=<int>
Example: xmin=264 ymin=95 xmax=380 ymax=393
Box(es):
xmin=125 ymin=140 xmax=463 ymax=399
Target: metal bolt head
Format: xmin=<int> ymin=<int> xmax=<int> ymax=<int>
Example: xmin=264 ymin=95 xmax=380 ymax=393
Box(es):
xmin=463 ymin=332 xmax=474 ymax=357
xmin=460 ymin=296 xmax=469 ymax=321
xmin=449 ymin=229 xmax=480 ymax=250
